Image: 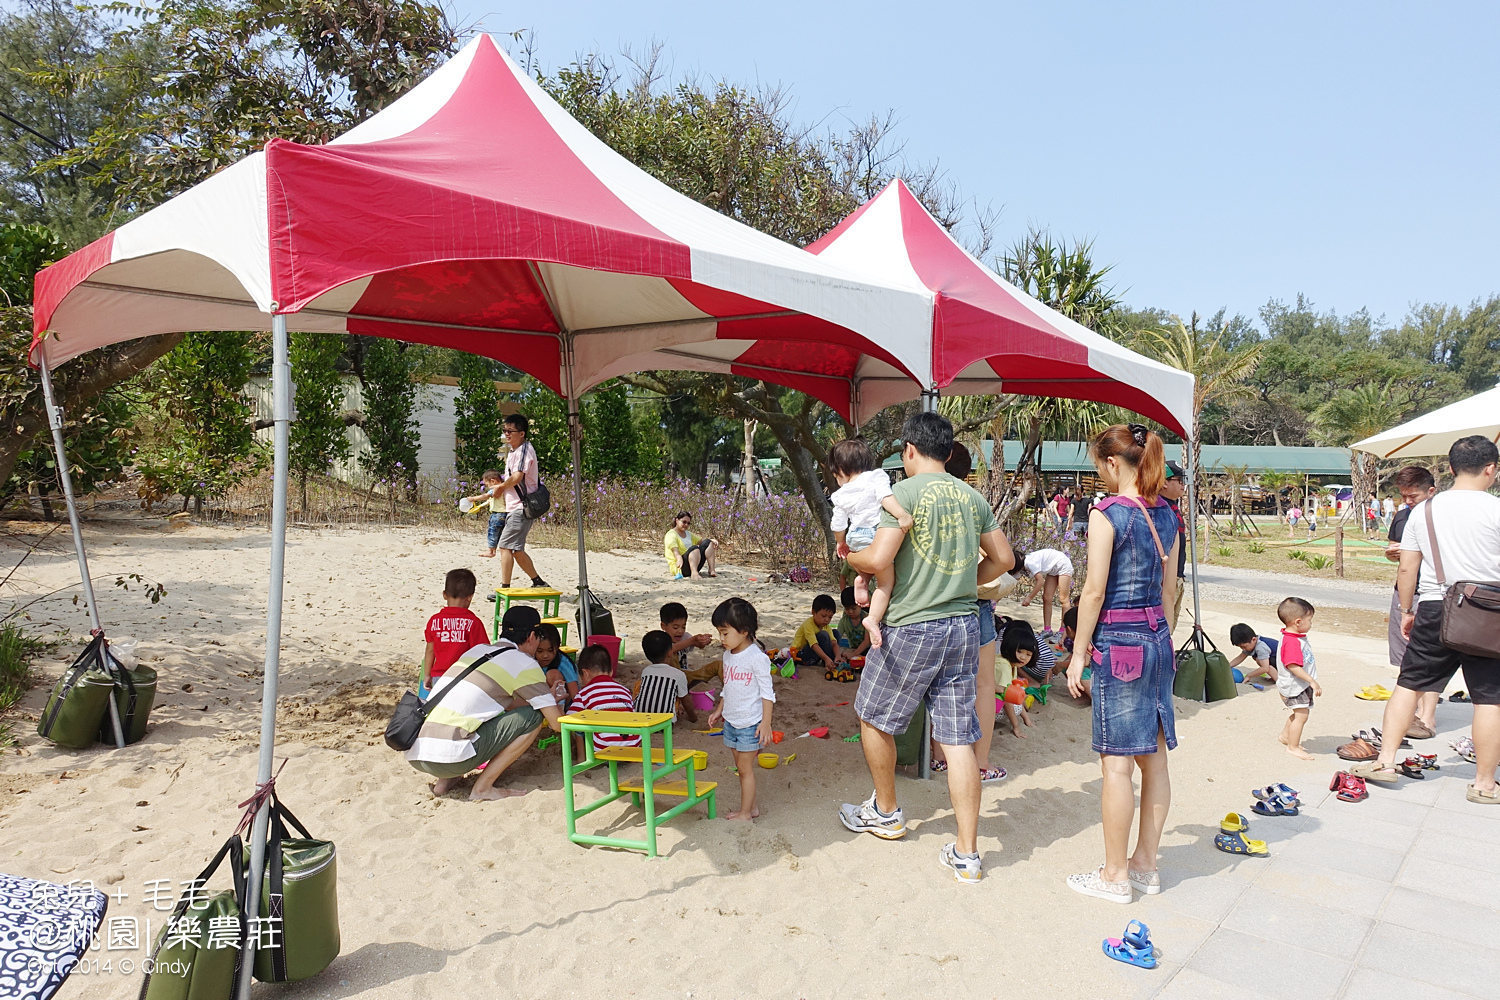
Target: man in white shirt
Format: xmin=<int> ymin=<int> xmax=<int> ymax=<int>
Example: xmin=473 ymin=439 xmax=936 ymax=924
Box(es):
xmin=1355 ymin=436 xmax=1500 ymax=802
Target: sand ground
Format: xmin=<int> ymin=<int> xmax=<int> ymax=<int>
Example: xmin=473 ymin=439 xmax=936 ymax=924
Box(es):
xmin=0 ymin=520 xmax=1439 ymax=999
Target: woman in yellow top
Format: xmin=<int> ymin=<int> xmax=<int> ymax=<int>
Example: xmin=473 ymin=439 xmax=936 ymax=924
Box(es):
xmin=663 ymin=511 xmax=718 ymax=579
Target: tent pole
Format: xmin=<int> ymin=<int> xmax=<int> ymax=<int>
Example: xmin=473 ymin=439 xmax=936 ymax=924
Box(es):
xmin=239 ymin=311 xmax=291 ymax=1000
xmin=563 ymin=335 xmax=592 ymax=639
xmin=37 ymin=347 xmax=125 ymax=749
xmin=917 ymin=385 xmax=938 ymax=779
xmin=1185 ymin=436 xmax=1203 ymax=636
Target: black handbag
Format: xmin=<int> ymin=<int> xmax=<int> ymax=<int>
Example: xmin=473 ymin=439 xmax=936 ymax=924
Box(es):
xmin=384 ymin=644 xmax=509 ymax=751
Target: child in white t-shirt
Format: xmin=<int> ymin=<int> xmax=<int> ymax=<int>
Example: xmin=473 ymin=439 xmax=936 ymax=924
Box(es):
xmin=1276 ymin=597 xmax=1322 ymax=761
xmin=706 ymin=598 xmax=775 ymax=822
xmin=1016 ymin=548 xmax=1076 ymax=635
xmin=827 ymin=439 xmax=912 ymax=643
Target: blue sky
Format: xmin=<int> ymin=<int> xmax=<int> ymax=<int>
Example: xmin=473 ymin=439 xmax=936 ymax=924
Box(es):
xmin=451 ymin=1 xmax=1499 ymax=330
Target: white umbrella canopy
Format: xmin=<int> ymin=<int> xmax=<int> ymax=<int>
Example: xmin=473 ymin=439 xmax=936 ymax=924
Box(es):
xmin=1351 ymin=385 xmax=1500 ymax=459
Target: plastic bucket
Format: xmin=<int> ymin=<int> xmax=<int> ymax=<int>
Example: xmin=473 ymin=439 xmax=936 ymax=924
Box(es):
xmin=587 ymin=634 xmax=623 ymax=670
xmin=686 ymin=690 xmax=716 ymax=712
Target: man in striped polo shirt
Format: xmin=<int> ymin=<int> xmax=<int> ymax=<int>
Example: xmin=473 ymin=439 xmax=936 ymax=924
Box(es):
xmin=405 ymin=605 xmax=561 ymax=800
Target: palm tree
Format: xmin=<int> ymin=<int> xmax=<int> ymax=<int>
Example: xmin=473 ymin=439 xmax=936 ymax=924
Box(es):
xmin=1309 ymin=380 xmax=1410 ymax=512
xmin=1138 ymin=313 xmax=1263 ymax=561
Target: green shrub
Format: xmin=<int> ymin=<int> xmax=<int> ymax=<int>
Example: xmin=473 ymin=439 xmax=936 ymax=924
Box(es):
xmin=1289 ymin=549 xmax=1307 ymax=561
xmin=1216 ymin=546 xmax=1234 ymax=557
xmin=1305 ymin=555 xmax=1332 ymax=570
xmin=1248 ymin=541 xmax=1267 ymax=554
xmin=0 ymin=619 xmax=47 ymax=747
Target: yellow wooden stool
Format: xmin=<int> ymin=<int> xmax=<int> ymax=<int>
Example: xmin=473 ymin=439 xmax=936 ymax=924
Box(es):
xmin=493 ymin=586 xmax=562 ymax=636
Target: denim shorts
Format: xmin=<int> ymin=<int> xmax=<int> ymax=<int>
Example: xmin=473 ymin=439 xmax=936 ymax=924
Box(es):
xmin=1089 ymin=620 xmax=1177 ymax=756
xmin=721 ymin=719 xmax=762 ymax=752
xmin=845 ymin=525 xmax=876 ymax=551
xmin=854 ymin=614 xmax=980 ymax=746
xmin=977 ymin=600 xmax=996 ymax=646
xmin=487 ymin=511 xmax=506 ymax=549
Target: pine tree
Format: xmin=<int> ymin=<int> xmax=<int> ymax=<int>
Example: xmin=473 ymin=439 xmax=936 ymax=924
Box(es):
xmin=359 ymin=337 xmax=420 ymax=499
xmin=453 ymin=353 xmax=506 ymax=482
xmin=288 ymin=332 xmax=349 ymax=514
xmin=140 ymin=331 xmax=261 ymax=514
xmin=584 ymin=380 xmax=640 ymax=477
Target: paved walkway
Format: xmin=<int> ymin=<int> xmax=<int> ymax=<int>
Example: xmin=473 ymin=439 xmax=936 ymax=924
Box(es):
xmin=1133 ymin=701 xmax=1497 ymax=999
xmin=1191 ymin=565 xmax=1393 ymax=612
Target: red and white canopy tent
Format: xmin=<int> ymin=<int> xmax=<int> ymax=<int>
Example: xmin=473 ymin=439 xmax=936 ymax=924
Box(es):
xmin=30 ymin=34 xmax=936 ymax=993
xmin=808 ymin=179 xmax=1203 ymax=628
xmin=31 ymin=34 xmax=1195 ymax=973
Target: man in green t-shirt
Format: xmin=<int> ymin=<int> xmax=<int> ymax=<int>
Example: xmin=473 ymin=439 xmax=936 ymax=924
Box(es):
xmin=841 ymin=412 xmax=1013 ymax=885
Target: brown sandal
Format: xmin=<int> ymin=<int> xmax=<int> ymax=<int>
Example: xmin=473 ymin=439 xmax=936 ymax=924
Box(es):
xmin=1406 ymin=720 xmax=1436 ymax=740
xmin=1337 ymin=736 xmax=1379 ymax=762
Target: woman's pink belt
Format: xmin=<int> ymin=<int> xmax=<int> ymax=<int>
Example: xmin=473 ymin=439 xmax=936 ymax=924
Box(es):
xmin=1098 ymin=606 xmax=1165 ymax=628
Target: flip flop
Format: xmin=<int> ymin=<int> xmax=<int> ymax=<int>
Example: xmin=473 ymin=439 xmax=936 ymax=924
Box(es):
xmin=1102 ymin=921 xmax=1158 ymax=969
xmin=1451 ymin=691 xmax=1471 ymax=703
xmin=1214 ymin=831 xmax=1269 ymax=856
xmin=1220 ymin=811 xmax=1252 ymax=833
xmin=1252 ymin=799 xmax=1299 ymax=817
xmin=1396 ymin=762 xmax=1425 ymax=779
xmin=1355 ymin=685 xmax=1393 ymax=701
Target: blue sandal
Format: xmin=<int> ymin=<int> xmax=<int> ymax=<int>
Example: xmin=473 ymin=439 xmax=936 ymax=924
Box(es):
xmin=1252 ymin=798 xmax=1299 ymax=817
xmin=1253 ymin=783 xmax=1300 ymax=804
xmin=1214 ymin=831 xmax=1269 ymax=856
xmin=1102 ymin=920 xmax=1158 ymax=969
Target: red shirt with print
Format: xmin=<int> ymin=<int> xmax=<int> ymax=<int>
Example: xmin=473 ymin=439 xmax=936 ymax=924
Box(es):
xmin=424 ymin=608 xmax=489 ymax=682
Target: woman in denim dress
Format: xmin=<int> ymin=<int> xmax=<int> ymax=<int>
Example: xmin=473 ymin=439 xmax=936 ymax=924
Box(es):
xmin=1065 ymin=424 xmax=1180 ymax=904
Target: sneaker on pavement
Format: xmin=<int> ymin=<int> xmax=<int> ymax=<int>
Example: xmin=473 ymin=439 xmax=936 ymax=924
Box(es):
xmin=939 ymin=843 xmax=983 ymax=885
xmin=1066 ymin=866 xmax=1133 ymax=904
xmin=838 ymin=792 xmax=907 ymax=840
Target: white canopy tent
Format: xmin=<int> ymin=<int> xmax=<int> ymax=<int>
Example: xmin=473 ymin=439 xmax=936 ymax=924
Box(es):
xmin=1351 ymin=385 xmax=1500 ymax=459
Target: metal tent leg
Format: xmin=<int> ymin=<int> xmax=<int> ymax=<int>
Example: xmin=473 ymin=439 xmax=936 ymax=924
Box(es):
xmin=918 ymin=385 xmax=938 ymax=779
xmin=37 ymin=349 xmax=124 ymax=749
xmin=239 ymin=313 xmax=291 ymax=1000
xmin=1185 ymin=436 xmax=1203 ymax=635
xmin=563 ymin=340 xmax=592 ymax=638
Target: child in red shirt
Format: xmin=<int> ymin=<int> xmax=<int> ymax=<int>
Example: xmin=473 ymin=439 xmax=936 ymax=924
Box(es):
xmin=421 ymin=568 xmax=489 ymax=689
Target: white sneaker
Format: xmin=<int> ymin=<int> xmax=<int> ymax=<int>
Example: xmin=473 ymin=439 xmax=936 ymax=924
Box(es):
xmin=838 ymin=791 xmax=907 ymax=840
xmin=939 ymin=843 xmax=983 ymax=884
xmin=1067 ymin=866 xmax=1133 ymax=904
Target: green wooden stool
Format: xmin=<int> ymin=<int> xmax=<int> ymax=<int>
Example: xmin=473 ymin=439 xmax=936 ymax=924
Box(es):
xmin=493 ymin=586 xmax=562 ymax=636
xmin=560 ymin=710 xmax=716 ymax=857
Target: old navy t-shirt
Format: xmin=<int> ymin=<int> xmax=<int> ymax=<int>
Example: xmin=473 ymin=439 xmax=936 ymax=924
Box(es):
xmin=880 ymin=472 xmax=999 ymax=627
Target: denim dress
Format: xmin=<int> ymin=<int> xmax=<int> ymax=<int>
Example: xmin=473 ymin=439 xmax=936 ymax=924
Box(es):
xmin=1089 ymin=495 xmax=1179 ymax=756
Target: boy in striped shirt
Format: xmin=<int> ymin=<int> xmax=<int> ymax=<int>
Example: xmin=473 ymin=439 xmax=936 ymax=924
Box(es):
xmin=571 ymin=644 xmax=641 ymax=753
xmin=634 ymin=630 xmax=697 ymax=723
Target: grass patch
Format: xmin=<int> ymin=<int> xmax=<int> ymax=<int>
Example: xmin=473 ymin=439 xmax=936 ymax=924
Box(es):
xmin=1248 ymin=541 xmax=1266 ymax=554
xmin=1216 ymin=545 xmax=1234 ymax=558
xmin=0 ymin=619 xmax=48 ymax=747
xmin=1304 ymin=555 xmax=1333 ymax=570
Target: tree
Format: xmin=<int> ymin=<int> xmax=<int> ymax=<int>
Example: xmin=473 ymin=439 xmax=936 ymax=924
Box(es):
xmin=1 ymin=222 xmax=150 ymax=505
xmin=44 ymin=0 xmax=457 ymax=214
xmin=452 ymin=354 xmax=506 ymax=482
xmin=354 ymin=336 xmax=419 ymax=500
xmin=1309 ymin=381 xmax=1411 ymax=512
xmin=138 ymin=331 xmax=262 ymax=514
xmin=514 ymin=376 xmax=570 ymax=476
xmin=584 ymin=380 xmax=642 ymax=478
xmin=0 ymin=1 xmax=163 ymax=246
xmin=288 ymin=331 xmax=349 ymax=513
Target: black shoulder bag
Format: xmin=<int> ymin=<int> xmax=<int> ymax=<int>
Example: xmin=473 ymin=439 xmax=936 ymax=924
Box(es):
xmin=384 ymin=644 xmax=510 ymax=751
